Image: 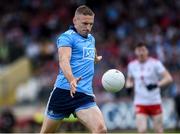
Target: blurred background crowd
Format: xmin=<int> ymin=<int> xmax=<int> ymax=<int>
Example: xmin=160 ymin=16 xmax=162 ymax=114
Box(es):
xmin=0 ymin=0 xmax=180 ymax=133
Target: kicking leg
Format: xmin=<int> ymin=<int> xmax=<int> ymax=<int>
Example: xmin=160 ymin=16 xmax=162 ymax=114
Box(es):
xmin=76 ymin=106 xmax=107 ymax=133
xmin=40 ymin=116 xmax=61 ymax=133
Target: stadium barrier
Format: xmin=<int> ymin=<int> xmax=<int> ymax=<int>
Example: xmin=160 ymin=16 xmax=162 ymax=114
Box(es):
xmin=0 ymin=57 xmax=31 ymax=105
xmin=12 ymin=98 xmax=177 ymax=132
xmin=101 ymin=98 xmax=177 ymax=130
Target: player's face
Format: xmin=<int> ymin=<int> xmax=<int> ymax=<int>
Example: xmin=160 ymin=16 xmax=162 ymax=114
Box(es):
xmin=73 ymin=14 xmax=94 ymax=37
xmin=135 ymin=46 xmax=149 ymax=62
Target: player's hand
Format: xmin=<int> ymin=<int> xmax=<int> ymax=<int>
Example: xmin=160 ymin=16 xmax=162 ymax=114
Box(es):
xmin=146 ymin=84 xmax=158 ymax=91
xmin=95 ymin=55 xmax=102 ymax=63
xmin=70 ymin=77 xmax=81 ymax=98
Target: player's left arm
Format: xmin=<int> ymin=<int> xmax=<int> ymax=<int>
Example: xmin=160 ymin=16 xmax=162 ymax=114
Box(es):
xmin=146 ymin=61 xmax=173 ymax=91
xmin=157 ymin=70 xmax=173 ymax=88
xmin=94 ymin=48 xmax=102 ymax=63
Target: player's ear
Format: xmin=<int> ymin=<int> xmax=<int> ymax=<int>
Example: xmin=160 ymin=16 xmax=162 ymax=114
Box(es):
xmin=146 ymin=48 xmax=149 ymax=55
xmin=135 ymin=49 xmax=138 ymax=56
xmin=73 ymin=17 xmax=76 ymax=24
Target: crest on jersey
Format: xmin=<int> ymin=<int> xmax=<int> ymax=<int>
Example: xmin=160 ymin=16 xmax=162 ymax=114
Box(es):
xmin=83 ymin=47 xmax=95 ymax=60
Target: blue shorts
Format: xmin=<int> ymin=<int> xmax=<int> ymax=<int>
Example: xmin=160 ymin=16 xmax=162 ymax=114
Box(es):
xmin=45 ymin=87 xmax=97 ymax=120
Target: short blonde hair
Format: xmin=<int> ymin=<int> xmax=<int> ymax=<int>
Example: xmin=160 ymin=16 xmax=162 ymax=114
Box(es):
xmin=75 ymin=5 xmax=94 ymax=16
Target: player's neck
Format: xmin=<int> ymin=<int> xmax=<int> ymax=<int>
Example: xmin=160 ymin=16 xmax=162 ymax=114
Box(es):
xmin=70 ymin=25 xmax=88 ymax=38
xmin=138 ymin=57 xmax=148 ymax=63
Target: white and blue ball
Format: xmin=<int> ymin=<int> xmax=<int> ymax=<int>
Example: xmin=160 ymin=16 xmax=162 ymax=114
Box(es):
xmin=102 ymin=69 xmax=125 ymax=92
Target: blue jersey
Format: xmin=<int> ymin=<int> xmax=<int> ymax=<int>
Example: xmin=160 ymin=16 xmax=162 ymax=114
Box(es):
xmin=54 ymin=27 xmax=95 ymax=96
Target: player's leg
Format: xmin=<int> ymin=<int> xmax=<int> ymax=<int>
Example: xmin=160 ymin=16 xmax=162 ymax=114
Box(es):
xmin=40 ymin=117 xmax=61 ymax=133
xmin=152 ymin=114 xmax=163 ymax=133
xmin=76 ymin=106 xmax=107 ymax=133
xmin=136 ymin=114 xmax=148 ymax=133
xmin=135 ymin=105 xmax=148 ymax=133
xmin=149 ymin=104 xmax=163 ymax=133
xmin=40 ymin=88 xmax=71 ymax=133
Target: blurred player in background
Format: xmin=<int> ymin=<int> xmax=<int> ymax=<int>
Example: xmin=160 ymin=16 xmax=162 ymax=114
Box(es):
xmin=126 ymin=42 xmax=173 ymax=133
xmin=40 ymin=5 xmax=107 ymax=133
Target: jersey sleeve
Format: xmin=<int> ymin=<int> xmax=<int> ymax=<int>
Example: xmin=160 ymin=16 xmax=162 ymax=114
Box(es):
xmin=56 ymin=34 xmax=73 ymax=48
xmin=155 ymin=60 xmax=166 ymax=75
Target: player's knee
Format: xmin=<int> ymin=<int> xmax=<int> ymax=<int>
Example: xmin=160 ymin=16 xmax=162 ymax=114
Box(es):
xmin=99 ymin=126 xmax=107 ymax=133
xmin=92 ymin=124 xmax=107 ymax=133
xmin=40 ymin=127 xmax=56 ymax=133
xmin=156 ymin=129 xmax=163 ymax=133
xmin=154 ymin=126 xmax=163 ymax=133
xmin=138 ymin=128 xmax=147 ymax=133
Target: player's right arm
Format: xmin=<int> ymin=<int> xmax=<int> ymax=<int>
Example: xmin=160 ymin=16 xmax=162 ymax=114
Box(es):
xmin=126 ymin=63 xmax=134 ymax=88
xmin=125 ymin=76 xmax=134 ymax=95
xmin=58 ymin=47 xmax=74 ymax=83
xmin=125 ymin=76 xmax=134 ymax=88
xmin=57 ymin=33 xmax=81 ymax=97
xmin=58 ymin=47 xmax=81 ymax=97
xmin=125 ymin=63 xmax=134 ymax=95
